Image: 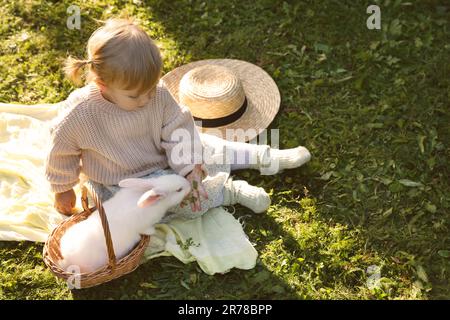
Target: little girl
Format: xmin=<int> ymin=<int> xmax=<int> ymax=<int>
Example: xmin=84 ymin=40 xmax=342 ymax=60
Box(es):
xmin=46 ymin=18 xmax=311 ymax=219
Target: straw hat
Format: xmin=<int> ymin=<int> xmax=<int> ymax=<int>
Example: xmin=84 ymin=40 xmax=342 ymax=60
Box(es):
xmin=161 ymin=59 xmax=280 ymax=142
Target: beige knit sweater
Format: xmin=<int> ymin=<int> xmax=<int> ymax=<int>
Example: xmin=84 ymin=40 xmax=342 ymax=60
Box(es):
xmin=45 ymin=81 xmax=203 ymax=193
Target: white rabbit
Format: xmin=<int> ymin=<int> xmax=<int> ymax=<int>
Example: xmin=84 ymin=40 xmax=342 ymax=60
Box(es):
xmin=58 ymin=174 xmax=191 ymax=274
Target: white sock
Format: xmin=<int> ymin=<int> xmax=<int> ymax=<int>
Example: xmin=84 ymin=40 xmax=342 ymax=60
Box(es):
xmin=256 ymin=146 xmax=311 ymax=175
xmin=222 ymin=178 xmax=271 ymax=213
xmin=200 ymin=133 xmax=311 ymax=174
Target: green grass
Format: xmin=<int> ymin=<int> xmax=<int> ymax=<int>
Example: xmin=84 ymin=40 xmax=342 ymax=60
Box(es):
xmin=1 ymin=0 xmax=449 ymax=299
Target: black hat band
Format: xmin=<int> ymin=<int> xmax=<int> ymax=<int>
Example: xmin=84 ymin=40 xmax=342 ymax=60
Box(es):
xmin=192 ymin=97 xmax=248 ymax=128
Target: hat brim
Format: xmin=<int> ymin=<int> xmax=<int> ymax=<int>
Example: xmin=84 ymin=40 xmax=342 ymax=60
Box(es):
xmin=161 ymin=59 xmax=280 ymax=142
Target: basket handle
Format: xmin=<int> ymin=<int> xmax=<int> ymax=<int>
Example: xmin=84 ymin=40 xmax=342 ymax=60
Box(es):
xmin=81 ymin=184 xmax=117 ymax=269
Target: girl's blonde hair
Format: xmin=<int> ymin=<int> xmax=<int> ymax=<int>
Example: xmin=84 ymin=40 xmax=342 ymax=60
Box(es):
xmin=64 ymin=18 xmax=162 ymax=95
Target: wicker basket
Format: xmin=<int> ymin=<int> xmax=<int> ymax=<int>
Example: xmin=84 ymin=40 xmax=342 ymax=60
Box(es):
xmin=43 ymin=183 xmax=150 ymax=289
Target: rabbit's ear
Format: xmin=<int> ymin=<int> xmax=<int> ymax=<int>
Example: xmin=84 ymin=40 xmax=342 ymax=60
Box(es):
xmin=137 ymin=189 xmax=167 ymax=208
xmin=119 ymin=178 xmax=155 ymax=189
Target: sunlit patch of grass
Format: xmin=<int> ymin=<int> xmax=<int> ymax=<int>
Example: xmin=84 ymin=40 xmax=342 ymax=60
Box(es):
xmin=0 ymin=242 xmax=70 ymax=299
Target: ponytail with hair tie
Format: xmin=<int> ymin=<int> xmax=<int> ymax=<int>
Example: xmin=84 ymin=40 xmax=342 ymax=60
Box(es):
xmin=63 ymin=56 xmax=94 ymax=86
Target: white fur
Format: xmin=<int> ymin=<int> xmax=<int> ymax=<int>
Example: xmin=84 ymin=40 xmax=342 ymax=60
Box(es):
xmin=58 ymin=174 xmax=191 ymax=273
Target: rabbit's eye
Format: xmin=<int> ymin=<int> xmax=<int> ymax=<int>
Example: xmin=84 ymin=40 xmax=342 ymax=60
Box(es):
xmin=176 ymin=187 xmax=183 ymax=192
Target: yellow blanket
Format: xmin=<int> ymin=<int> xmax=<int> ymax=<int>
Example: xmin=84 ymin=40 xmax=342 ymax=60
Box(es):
xmin=0 ymin=104 xmax=257 ymax=275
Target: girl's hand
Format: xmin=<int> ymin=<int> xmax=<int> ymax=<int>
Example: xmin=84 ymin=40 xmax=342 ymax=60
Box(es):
xmin=54 ymin=189 xmax=76 ymax=215
xmin=181 ymin=164 xmax=208 ymax=212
